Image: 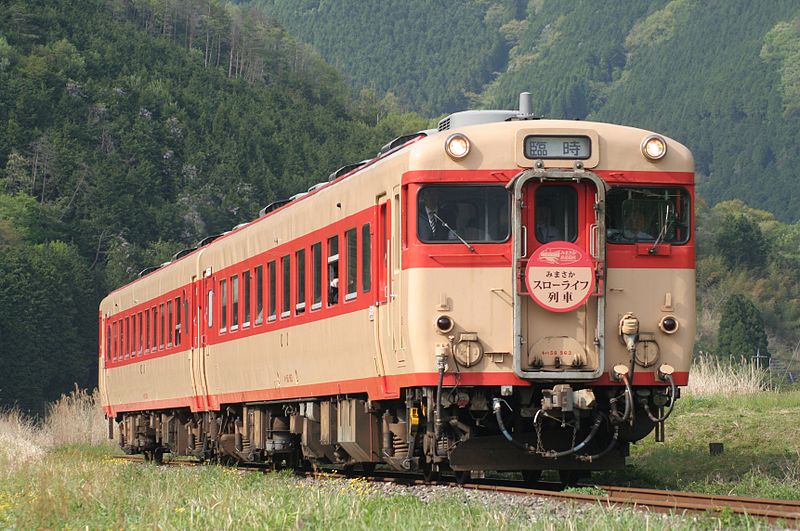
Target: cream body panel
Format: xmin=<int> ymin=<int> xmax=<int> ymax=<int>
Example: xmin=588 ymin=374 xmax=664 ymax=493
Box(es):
xmin=104 ymin=352 xmax=194 ymax=410
xmin=204 ymin=310 xmax=379 ymax=397
xmin=605 ymin=267 xmax=695 ymax=373
xmin=403 ymin=268 xmax=514 ymax=374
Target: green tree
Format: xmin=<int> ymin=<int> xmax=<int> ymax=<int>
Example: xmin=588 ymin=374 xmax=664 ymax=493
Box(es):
xmin=717 ymin=294 xmax=769 ymax=363
xmin=714 ymin=214 xmax=769 ymax=270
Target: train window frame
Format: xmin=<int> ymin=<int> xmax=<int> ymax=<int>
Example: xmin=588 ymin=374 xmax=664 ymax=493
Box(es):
xmin=112 ymin=321 xmax=117 ymax=361
xmin=159 ymin=303 xmax=165 ymax=350
xmin=362 ymin=224 xmax=371 ymax=293
xmin=281 ymin=255 xmax=291 ymax=319
xmin=175 ymin=297 xmax=182 ymax=346
xmin=606 ymin=186 xmax=691 ymax=245
xmin=255 ymin=265 xmax=264 ymax=325
xmin=231 ymin=275 xmax=239 ymax=331
xmin=268 ymin=261 xmax=277 ymax=322
xmin=327 ymin=236 xmax=340 ymax=306
xmin=124 ymin=316 xmax=130 ymax=359
xmin=345 ymin=228 xmax=357 ymax=301
xmin=243 ymin=270 xmax=251 ymax=328
xmin=296 ymin=249 xmax=306 ymax=314
xmin=106 ymin=324 xmax=111 ymax=361
xmin=138 ymin=312 xmax=143 ymax=355
xmin=534 ymin=186 xmax=578 ymax=243
xmin=417 ymin=185 xmax=510 ymax=244
xmin=151 ymin=306 xmax=157 ymax=352
xmin=220 ymin=279 xmax=227 ymax=333
xmin=131 ymin=314 xmax=137 ymax=358
xmin=311 ymin=242 xmax=322 ymax=310
xmin=145 ymin=308 xmax=151 ymax=353
xmin=207 ymin=289 xmax=213 ymax=328
xmin=167 ymin=299 xmax=174 ymax=347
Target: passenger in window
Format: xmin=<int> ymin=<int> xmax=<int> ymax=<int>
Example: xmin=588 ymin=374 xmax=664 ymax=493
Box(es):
xmin=418 ymin=189 xmax=455 ymax=241
xmin=329 ymin=276 xmax=339 ymax=305
xmin=536 ymin=206 xmax=561 ymax=243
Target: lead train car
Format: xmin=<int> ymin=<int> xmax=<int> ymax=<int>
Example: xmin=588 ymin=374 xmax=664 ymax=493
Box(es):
xmin=99 ymin=94 xmax=694 ymax=481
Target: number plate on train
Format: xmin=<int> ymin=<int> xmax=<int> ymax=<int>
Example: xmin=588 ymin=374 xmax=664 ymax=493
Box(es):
xmin=523 ymin=135 xmax=591 ymax=159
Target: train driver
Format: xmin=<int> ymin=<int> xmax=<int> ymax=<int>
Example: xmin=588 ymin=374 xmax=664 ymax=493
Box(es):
xmin=418 ymin=188 xmax=456 ymax=241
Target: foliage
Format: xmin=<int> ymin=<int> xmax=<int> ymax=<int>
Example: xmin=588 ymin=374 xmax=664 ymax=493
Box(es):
xmin=252 ymin=0 xmax=515 ymax=116
xmin=717 ymin=294 xmax=769 ymax=361
xmin=0 ymin=0 xmax=426 ymax=412
xmin=714 ymin=214 xmax=768 ymax=270
xmin=0 ymin=242 xmax=96 ymax=413
xmin=260 ymin=1 xmax=800 ymax=221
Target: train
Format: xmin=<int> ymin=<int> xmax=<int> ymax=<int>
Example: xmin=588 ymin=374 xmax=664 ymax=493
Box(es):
xmin=99 ymin=93 xmax=695 ymax=483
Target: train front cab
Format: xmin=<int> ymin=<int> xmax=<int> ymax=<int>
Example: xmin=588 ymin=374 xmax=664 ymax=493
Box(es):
xmin=402 ymin=123 xmax=695 ymax=479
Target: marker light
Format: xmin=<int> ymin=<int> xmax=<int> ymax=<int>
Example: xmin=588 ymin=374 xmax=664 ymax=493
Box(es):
xmin=642 ymin=135 xmax=667 ymax=160
xmin=435 ymin=315 xmax=454 ymax=334
xmin=445 ymin=133 xmax=470 ymax=159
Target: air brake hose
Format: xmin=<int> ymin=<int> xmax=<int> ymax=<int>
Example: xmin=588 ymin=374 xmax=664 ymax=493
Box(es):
xmin=576 ymin=420 xmax=619 ymax=463
xmin=541 ymin=413 xmax=603 ymax=459
xmin=620 ymin=374 xmax=634 ymax=423
xmin=434 ymin=362 xmax=445 ymax=441
xmin=492 ymin=398 xmax=532 ymax=452
xmin=642 ymin=374 xmax=677 ymax=423
xmin=493 ymin=399 xmax=604 ymax=459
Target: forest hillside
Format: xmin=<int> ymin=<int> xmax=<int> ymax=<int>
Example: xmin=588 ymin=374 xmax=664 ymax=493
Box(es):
xmin=0 ymin=0 xmax=426 ymax=412
xmin=258 ymin=0 xmax=800 ymax=221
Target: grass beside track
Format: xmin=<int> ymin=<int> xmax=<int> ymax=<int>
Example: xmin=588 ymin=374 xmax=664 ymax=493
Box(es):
xmin=595 ymin=390 xmax=800 ymax=500
xmin=1 ymin=386 xmax=797 ymax=528
xmin=0 ymin=445 xmax=770 ymax=529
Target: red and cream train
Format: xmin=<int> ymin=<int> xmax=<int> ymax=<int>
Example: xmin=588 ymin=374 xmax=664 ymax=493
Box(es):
xmin=99 ymin=93 xmax=694 ymax=481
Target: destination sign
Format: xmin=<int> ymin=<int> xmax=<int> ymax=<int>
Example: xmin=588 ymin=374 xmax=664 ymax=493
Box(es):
xmin=524 ymin=135 xmax=591 ymax=160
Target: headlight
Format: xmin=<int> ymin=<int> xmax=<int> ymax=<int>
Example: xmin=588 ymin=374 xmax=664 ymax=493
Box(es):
xmin=641 ymin=135 xmax=667 ymax=160
xmin=445 ymin=133 xmax=470 ymax=159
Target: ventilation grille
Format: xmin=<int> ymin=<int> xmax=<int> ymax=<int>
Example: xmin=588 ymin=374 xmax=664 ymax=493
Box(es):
xmin=438 ymin=117 xmax=451 ymax=131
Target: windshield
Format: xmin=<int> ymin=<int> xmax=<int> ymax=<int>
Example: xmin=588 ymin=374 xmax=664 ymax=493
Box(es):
xmin=606 ymin=187 xmax=690 ymax=244
xmin=417 ymin=185 xmax=509 ymax=243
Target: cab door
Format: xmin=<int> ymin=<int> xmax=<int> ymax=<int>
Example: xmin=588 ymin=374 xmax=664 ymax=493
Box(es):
xmin=513 ymin=173 xmax=606 ymax=380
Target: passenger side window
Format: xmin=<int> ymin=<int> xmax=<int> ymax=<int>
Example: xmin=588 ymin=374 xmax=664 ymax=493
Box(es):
xmin=328 ymin=236 xmax=339 ymax=306
xmin=346 ymin=228 xmax=357 ymax=301
xmin=281 ymin=255 xmax=291 ymax=318
xmin=362 ymin=224 xmax=371 ymax=293
xmin=296 ymin=249 xmax=306 ymax=314
xmin=312 ymin=243 xmax=322 ymax=310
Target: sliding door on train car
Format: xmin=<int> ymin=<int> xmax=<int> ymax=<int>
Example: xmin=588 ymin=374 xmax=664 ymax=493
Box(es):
xmin=190 ymin=272 xmax=211 ymax=410
xmin=515 ymin=179 xmax=605 ymax=380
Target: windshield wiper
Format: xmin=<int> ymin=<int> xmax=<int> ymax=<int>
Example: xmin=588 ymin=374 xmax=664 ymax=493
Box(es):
xmin=649 ymin=204 xmax=673 ymax=254
xmin=433 ymin=213 xmax=476 ymax=253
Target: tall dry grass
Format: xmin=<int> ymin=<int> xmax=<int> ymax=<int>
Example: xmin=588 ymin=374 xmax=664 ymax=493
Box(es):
xmin=0 ymin=387 xmax=110 ymax=468
xmin=42 ymin=386 xmax=109 ymax=447
xmin=686 ymin=355 xmax=771 ymax=397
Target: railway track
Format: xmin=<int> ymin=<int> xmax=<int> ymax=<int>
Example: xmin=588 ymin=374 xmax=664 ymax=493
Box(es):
xmin=112 ymin=456 xmax=800 ymax=525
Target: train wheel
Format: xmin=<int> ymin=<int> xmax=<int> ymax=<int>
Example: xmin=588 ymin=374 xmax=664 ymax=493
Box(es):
xmin=153 ymin=448 xmax=165 ymax=465
xmin=521 ymin=470 xmax=542 ymax=486
xmin=421 ymin=460 xmax=439 ymax=482
xmin=453 ymin=470 xmax=470 ymax=485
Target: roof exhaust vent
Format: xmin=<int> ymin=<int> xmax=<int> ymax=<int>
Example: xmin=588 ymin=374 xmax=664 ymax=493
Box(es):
xmin=519 ymin=92 xmax=533 ymax=116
